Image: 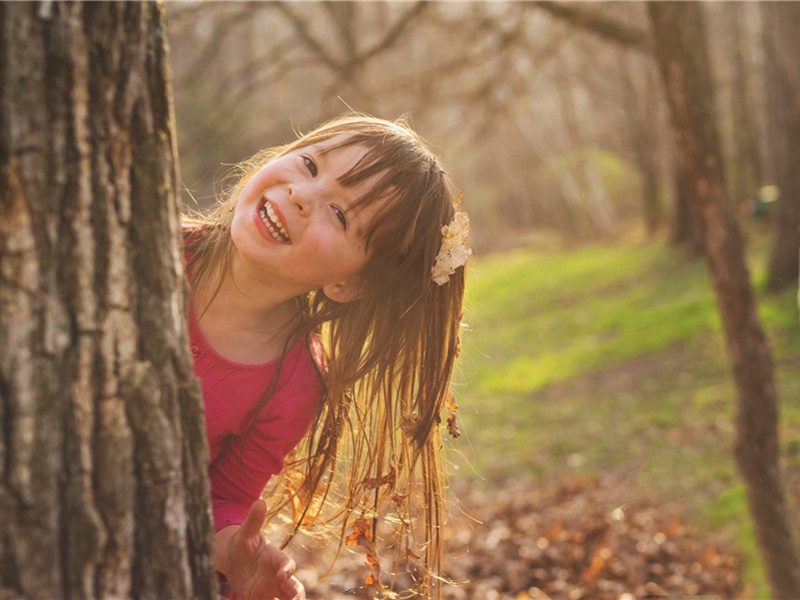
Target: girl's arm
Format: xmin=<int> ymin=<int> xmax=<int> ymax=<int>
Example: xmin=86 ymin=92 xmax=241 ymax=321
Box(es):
xmin=212 ymin=500 xmax=305 ymax=600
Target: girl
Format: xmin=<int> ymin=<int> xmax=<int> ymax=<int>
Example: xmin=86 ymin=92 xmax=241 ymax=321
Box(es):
xmin=184 ymin=114 xmax=469 ymax=599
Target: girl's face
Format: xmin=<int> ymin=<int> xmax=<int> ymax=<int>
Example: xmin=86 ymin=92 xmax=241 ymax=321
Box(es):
xmin=230 ymin=137 xmax=380 ymax=302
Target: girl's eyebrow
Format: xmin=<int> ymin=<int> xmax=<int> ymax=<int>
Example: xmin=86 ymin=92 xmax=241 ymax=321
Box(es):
xmin=303 ymin=143 xmax=323 ymax=159
xmin=306 ymin=143 xmax=343 ymax=175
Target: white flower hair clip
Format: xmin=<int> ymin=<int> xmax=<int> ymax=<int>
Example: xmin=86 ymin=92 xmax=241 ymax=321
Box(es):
xmin=431 ymin=205 xmax=472 ymax=286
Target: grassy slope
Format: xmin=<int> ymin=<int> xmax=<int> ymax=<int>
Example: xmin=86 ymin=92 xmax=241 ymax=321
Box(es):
xmin=450 ymin=235 xmax=799 ymax=597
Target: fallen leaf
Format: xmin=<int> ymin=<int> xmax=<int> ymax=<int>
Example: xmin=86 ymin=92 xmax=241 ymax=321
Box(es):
xmin=446 ymin=414 xmax=461 ymax=438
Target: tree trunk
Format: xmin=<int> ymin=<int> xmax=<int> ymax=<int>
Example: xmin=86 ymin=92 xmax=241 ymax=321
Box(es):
xmin=0 ymin=3 xmax=215 ymax=598
xmin=671 ymin=163 xmax=703 ymax=253
xmin=619 ymin=52 xmax=662 ymax=235
xmin=726 ymin=3 xmax=763 ymax=207
xmin=648 ymin=4 xmax=800 ymax=598
xmin=764 ymin=2 xmax=800 ymax=292
xmin=554 ymin=52 xmax=617 ymax=236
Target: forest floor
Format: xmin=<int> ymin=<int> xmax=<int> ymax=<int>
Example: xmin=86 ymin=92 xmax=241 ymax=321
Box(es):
xmin=296 ymin=475 xmax=740 ymax=599
xmin=292 ymin=228 xmax=799 ymax=599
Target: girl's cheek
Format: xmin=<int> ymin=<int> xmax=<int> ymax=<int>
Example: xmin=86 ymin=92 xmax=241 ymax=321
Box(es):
xmin=247 ymin=166 xmax=278 ymax=196
xmin=305 ymin=232 xmax=343 ymax=265
xmin=300 ymin=234 xmax=328 ymax=258
xmin=229 ymin=215 xmax=247 ymax=251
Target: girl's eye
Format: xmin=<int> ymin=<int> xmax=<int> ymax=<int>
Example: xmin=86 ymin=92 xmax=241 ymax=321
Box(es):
xmin=302 ymin=155 xmax=318 ymax=177
xmin=332 ymin=206 xmax=348 ymax=230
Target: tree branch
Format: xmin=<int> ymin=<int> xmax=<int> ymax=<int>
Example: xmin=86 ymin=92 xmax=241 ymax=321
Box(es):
xmin=178 ymin=5 xmax=258 ymax=85
xmin=275 ymin=3 xmax=342 ymax=71
xmin=534 ymin=1 xmax=653 ymax=53
xmin=356 ymin=1 xmax=430 ymax=66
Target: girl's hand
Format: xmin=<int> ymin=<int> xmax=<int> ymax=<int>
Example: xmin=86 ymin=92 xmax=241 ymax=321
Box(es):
xmin=216 ymin=500 xmax=306 ymax=600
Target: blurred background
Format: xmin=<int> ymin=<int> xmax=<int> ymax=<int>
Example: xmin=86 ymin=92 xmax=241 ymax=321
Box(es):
xmin=166 ymin=3 xmax=799 ymax=598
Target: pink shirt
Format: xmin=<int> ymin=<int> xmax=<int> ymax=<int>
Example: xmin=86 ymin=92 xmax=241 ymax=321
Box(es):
xmin=189 ymin=309 xmax=323 ymax=532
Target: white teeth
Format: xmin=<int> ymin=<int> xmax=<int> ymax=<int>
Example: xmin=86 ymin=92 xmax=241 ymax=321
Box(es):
xmin=259 ymin=202 xmax=290 ymax=243
xmin=265 ymin=203 xmax=288 ymax=236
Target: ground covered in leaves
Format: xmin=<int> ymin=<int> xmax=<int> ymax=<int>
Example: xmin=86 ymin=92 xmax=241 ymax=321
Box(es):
xmin=295 ymin=477 xmax=740 ymax=599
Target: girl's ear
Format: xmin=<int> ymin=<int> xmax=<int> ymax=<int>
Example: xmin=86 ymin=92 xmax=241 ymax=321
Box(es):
xmin=322 ymin=277 xmax=363 ymax=303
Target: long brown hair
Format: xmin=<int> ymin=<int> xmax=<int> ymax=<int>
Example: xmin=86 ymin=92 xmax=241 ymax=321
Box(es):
xmin=185 ymin=114 xmax=467 ymax=598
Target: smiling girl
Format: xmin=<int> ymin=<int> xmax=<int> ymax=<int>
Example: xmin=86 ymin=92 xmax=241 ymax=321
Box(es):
xmin=184 ymin=115 xmax=470 ymax=599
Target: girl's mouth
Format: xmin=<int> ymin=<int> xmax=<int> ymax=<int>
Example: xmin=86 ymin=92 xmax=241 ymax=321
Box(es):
xmin=258 ymin=198 xmax=291 ymax=243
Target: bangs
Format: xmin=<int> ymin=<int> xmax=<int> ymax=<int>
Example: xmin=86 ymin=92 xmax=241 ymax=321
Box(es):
xmin=321 ymin=134 xmax=443 ymax=254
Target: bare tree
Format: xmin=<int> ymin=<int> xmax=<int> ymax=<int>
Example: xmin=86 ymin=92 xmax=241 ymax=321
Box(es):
xmin=553 ymin=51 xmax=617 ymax=236
xmin=0 ymin=3 xmax=215 ymax=597
xmin=648 ymin=3 xmax=800 ymax=597
xmin=532 ymin=2 xmax=705 ymax=245
xmin=168 ymin=1 xmax=436 ymax=209
xmin=535 ymin=1 xmax=653 ymax=52
xmin=277 ymin=0 xmax=429 ymax=105
xmin=763 ymin=2 xmax=800 ymax=292
xmin=723 ymin=3 xmax=764 ymax=206
xmin=618 ymin=51 xmax=663 ymax=235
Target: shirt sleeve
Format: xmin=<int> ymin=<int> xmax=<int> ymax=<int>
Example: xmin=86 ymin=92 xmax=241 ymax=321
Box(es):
xmin=208 ymin=378 xmax=321 ymax=532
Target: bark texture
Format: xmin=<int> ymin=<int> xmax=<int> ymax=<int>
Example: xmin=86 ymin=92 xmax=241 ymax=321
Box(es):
xmin=648 ymin=4 xmax=800 ymax=598
xmin=0 ymin=3 xmax=215 ymax=598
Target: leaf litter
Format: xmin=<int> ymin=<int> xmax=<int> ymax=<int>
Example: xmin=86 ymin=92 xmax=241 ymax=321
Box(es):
xmin=441 ymin=476 xmax=740 ymax=600
xmin=295 ymin=476 xmax=740 ymax=598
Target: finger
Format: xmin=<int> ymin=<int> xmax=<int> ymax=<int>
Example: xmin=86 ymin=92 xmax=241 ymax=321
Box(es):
xmin=280 ymin=575 xmax=305 ymax=600
xmin=270 ymin=550 xmax=296 ymax=581
xmin=239 ymin=499 xmax=267 ymax=540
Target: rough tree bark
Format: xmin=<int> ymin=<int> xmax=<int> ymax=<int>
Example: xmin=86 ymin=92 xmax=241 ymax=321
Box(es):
xmin=648 ymin=4 xmax=800 ymax=598
xmin=764 ymin=2 xmax=800 ymax=292
xmin=0 ymin=3 xmax=215 ymax=598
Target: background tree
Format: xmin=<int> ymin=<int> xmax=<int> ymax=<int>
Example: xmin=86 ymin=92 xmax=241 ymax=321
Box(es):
xmin=168 ymin=1 xmax=783 ymax=254
xmin=763 ymin=2 xmax=800 ymax=292
xmin=0 ymin=3 xmax=215 ymax=598
xmin=618 ymin=50 xmax=663 ymax=235
xmin=716 ymin=3 xmax=764 ymax=207
xmin=533 ymin=1 xmax=708 ymax=249
xmin=647 ymin=3 xmax=800 ymax=597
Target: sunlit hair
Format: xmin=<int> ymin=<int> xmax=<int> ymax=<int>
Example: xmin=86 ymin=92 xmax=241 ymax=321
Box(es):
xmin=184 ymin=114 xmax=467 ymax=598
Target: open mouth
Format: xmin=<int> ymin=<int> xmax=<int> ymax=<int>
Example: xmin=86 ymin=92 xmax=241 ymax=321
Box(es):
xmin=259 ymin=198 xmax=291 ymax=243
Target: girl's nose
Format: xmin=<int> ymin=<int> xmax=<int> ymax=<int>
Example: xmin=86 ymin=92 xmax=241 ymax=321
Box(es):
xmin=289 ymin=185 xmax=309 ymax=216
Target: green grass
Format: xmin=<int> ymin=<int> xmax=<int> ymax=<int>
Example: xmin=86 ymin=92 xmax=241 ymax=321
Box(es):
xmin=449 ymin=234 xmax=800 ymax=598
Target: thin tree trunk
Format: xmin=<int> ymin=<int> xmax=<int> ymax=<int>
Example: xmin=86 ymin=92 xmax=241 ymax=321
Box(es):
xmin=727 ymin=3 xmax=763 ymax=205
xmin=671 ymin=163 xmax=703 ymax=253
xmin=764 ymin=2 xmax=800 ymax=292
xmin=554 ymin=53 xmax=617 ymax=236
xmin=0 ymin=3 xmax=215 ymax=598
xmin=648 ymin=4 xmax=800 ymax=598
xmin=619 ymin=52 xmax=662 ymax=235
